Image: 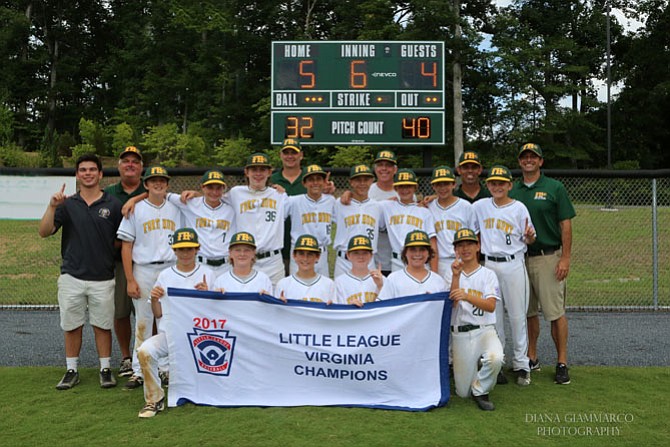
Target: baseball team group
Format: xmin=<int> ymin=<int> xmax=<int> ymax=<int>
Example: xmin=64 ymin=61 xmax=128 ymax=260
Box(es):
xmin=39 ymin=139 xmax=575 ymax=417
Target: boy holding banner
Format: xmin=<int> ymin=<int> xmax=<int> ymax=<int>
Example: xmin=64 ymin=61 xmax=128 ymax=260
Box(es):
xmin=137 ymin=228 xmax=211 ymax=418
xmin=377 ymin=230 xmax=447 ymax=299
xmin=274 ymin=234 xmax=335 ymax=303
xmin=212 ymin=232 xmax=273 ymax=294
xmin=334 ymin=235 xmax=384 ymax=306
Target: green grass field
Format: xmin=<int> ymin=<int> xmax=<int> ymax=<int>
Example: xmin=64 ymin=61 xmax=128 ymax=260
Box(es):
xmin=1 ymin=205 xmax=668 ymax=307
xmin=0 ymin=366 xmax=667 ymax=446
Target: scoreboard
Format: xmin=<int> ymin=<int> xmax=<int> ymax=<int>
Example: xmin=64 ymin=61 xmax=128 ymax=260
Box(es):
xmin=271 ymin=41 xmax=445 ymax=145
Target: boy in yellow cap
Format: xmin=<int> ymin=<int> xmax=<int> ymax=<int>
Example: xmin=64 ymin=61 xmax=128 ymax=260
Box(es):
xmin=137 ymin=228 xmax=212 ymax=418
xmin=334 ymin=235 xmax=384 ymax=306
xmin=274 ymin=234 xmax=335 ymax=303
xmin=377 ymin=230 xmax=447 ymax=299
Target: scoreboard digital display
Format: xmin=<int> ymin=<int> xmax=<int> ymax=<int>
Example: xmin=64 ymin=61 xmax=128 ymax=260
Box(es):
xmin=271 ymin=41 xmax=445 ymax=145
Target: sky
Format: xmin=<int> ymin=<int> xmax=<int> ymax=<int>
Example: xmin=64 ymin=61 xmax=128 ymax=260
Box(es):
xmin=488 ymin=0 xmax=646 ymax=103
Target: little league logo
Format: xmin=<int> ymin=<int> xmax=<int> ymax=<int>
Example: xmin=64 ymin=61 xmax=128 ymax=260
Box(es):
xmin=187 ymin=328 xmax=236 ymax=376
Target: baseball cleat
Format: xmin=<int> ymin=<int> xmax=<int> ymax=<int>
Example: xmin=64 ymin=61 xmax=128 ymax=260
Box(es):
xmin=529 ymin=358 xmax=541 ymax=371
xmin=555 ymin=363 xmax=571 ymax=385
xmin=159 ymin=370 xmax=169 ymax=388
xmin=514 ymin=369 xmax=531 ymax=387
xmin=124 ymin=374 xmax=144 ymax=390
xmin=473 ymin=393 xmax=495 ymax=411
xmin=138 ymin=398 xmax=165 ymax=418
xmin=99 ymin=368 xmax=117 ymax=388
xmin=118 ymin=357 xmax=133 ymax=377
xmin=496 ymin=370 xmax=508 ymax=385
xmin=56 ymin=369 xmax=80 ymax=390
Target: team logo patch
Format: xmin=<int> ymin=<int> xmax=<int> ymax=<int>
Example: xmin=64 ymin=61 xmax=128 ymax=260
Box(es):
xmin=98 ymin=208 xmax=111 ymax=219
xmin=188 ymin=328 xmax=236 ymax=376
xmin=534 ymin=191 xmax=547 ymax=200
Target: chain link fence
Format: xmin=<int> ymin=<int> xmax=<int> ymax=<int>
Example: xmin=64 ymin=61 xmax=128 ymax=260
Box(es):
xmin=1 ymin=168 xmax=668 ymax=310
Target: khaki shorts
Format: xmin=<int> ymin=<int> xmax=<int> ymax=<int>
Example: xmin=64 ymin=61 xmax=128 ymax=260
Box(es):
xmin=526 ymin=250 xmax=567 ymax=321
xmin=57 ymin=274 xmax=115 ymax=331
xmin=113 ymin=261 xmax=134 ymax=319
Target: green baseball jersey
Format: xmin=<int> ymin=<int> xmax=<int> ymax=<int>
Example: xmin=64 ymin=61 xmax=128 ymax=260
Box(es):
xmin=510 ymin=174 xmax=576 ymax=252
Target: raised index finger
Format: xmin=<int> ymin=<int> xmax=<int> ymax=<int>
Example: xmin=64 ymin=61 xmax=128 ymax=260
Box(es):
xmin=60 ymin=183 xmax=66 ymax=193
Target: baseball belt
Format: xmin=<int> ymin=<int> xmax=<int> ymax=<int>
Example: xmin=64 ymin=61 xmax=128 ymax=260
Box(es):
xmin=198 ymin=256 xmax=226 ymax=267
xmin=256 ymin=249 xmax=281 ymax=260
xmin=527 ymin=246 xmax=560 ymax=257
xmin=451 ymin=324 xmax=493 ymax=333
xmin=485 ymin=254 xmax=516 ymax=262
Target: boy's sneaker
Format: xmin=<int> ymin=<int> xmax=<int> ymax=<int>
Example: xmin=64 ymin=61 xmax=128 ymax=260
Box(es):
xmin=159 ymin=370 xmax=169 ymax=388
xmin=496 ymin=370 xmax=508 ymax=385
xmin=99 ymin=368 xmax=117 ymax=388
xmin=118 ymin=357 xmax=133 ymax=377
xmin=555 ymin=363 xmax=571 ymax=385
xmin=124 ymin=374 xmax=144 ymax=390
xmin=514 ymin=369 xmax=531 ymax=387
xmin=529 ymin=358 xmax=541 ymax=371
xmin=473 ymin=393 xmax=495 ymax=411
xmin=138 ymin=398 xmax=165 ymax=418
xmin=56 ymin=369 xmax=80 ymax=390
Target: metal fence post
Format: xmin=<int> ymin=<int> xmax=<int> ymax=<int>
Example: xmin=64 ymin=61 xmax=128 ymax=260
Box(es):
xmin=652 ymin=178 xmax=659 ymax=310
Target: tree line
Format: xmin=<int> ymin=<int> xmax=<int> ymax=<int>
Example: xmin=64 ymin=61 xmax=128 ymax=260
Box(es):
xmin=1 ymin=0 xmax=668 ymax=170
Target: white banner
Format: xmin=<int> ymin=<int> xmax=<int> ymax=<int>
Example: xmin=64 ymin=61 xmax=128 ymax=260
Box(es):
xmin=0 ymin=175 xmax=76 ymax=219
xmin=164 ymin=290 xmax=452 ymax=411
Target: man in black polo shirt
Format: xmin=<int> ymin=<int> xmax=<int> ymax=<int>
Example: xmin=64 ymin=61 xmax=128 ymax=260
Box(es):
xmin=104 ymin=146 xmax=146 ymax=377
xmin=39 ymin=154 xmax=123 ymax=390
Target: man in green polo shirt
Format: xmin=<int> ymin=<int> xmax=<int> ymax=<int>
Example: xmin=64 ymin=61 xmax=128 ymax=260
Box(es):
xmin=510 ymin=143 xmax=576 ymax=385
xmin=104 ymin=146 xmax=146 ymax=378
xmin=270 ymin=139 xmax=307 ymax=273
xmin=454 ymin=150 xmax=491 ymax=203
xmin=270 ymin=138 xmax=307 ymax=195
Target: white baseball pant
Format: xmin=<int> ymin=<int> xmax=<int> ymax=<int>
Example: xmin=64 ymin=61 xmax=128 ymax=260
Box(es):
xmin=486 ymin=257 xmax=530 ymax=371
xmin=452 ymin=326 xmax=504 ymax=398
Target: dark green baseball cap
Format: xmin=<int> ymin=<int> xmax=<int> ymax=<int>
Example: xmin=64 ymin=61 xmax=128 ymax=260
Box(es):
xmin=347 ymin=235 xmax=373 ymax=252
xmin=374 ymin=150 xmax=397 ymax=164
xmin=229 ymin=231 xmax=256 ymax=248
xmin=294 ymin=234 xmax=320 ymax=252
xmin=458 ymin=151 xmax=482 ymax=167
xmin=142 ymin=166 xmax=170 ymax=182
xmin=486 ymin=165 xmax=513 ymax=183
xmin=303 ymin=164 xmax=327 ymax=180
xmin=453 ymin=228 xmax=478 ymax=245
xmin=431 ymin=165 xmax=456 ymax=184
xmin=349 ymin=164 xmax=375 ymax=179
xmin=201 ymin=170 xmax=226 ymax=186
xmin=404 ymin=230 xmax=431 ymax=248
xmin=282 ymin=138 xmax=301 ymax=152
xmin=393 ymin=168 xmax=418 ymax=187
xmin=245 ymin=152 xmax=272 ymax=168
xmin=171 ymin=228 xmax=200 ymax=249
xmin=518 ymin=143 xmax=543 ymax=158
